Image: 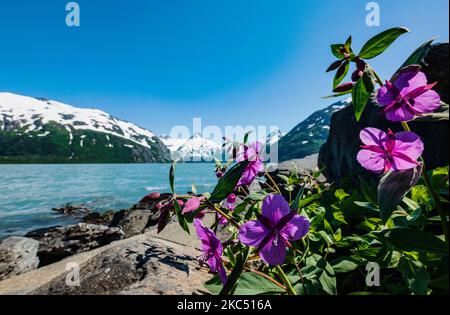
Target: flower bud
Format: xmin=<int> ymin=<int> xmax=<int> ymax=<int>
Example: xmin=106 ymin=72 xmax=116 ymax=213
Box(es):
xmin=351 ymin=70 xmax=364 ymax=82
xmin=148 ymin=192 xmax=161 ymax=199
xmin=333 ymin=82 xmax=354 ymax=93
xmin=355 ymin=58 xmax=366 ymax=71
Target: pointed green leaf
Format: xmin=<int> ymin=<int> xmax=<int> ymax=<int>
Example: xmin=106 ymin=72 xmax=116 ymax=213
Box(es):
xmin=378 ymin=165 xmax=423 ymax=223
xmin=398 ymin=37 xmax=436 ymax=72
xmin=210 ymin=161 xmax=249 ymax=203
xmin=352 ymin=72 xmax=375 ymax=121
xmin=373 ymin=228 xmax=448 ymax=256
xmin=358 ymin=27 xmax=410 ymax=59
xmin=333 ymin=61 xmax=349 ymax=88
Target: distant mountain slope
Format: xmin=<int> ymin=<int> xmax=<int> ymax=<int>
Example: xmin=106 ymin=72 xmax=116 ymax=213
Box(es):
xmin=160 ymin=134 xmax=222 ymax=162
xmin=0 ymin=92 xmax=171 ymax=163
xmin=277 ymin=98 xmax=351 ymax=162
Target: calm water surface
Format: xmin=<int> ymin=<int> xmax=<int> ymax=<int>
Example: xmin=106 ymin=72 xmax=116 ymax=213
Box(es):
xmin=0 ymin=164 xmax=216 ymax=238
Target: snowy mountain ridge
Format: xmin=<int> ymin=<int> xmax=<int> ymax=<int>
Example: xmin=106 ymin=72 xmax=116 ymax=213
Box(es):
xmin=0 ymin=92 xmax=159 ymax=149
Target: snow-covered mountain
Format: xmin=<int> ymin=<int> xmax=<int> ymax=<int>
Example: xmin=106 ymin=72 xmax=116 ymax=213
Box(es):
xmin=277 ymin=97 xmax=351 ymax=161
xmin=160 ymin=134 xmax=222 ymax=162
xmin=0 ymin=92 xmax=171 ymax=163
xmin=266 ymin=129 xmax=285 ymax=146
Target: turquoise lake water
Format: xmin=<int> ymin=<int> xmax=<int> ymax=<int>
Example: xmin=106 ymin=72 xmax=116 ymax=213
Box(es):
xmin=0 ymin=164 xmax=217 ymax=238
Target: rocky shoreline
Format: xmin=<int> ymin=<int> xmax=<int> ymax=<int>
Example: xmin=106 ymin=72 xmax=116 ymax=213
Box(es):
xmin=0 ymin=154 xmax=323 ymax=295
xmin=0 ymin=192 xmax=214 ymax=294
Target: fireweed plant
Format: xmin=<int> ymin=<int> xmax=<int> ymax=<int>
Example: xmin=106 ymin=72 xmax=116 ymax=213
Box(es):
xmin=146 ymin=27 xmax=448 ymax=295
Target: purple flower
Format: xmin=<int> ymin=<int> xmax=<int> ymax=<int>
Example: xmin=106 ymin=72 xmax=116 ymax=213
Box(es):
xmin=218 ymin=194 xmax=237 ymax=225
xmin=357 ymin=127 xmax=424 ymax=174
xmin=226 ymin=193 xmax=237 ymax=211
xmin=238 ymin=195 xmax=310 ymax=266
xmin=236 ymin=142 xmax=265 ymax=187
xmin=377 ymin=68 xmax=441 ymax=122
xmin=194 ymin=218 xmax=227 ymax=284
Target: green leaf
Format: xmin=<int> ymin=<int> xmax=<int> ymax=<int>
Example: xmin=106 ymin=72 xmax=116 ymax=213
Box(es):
xmin=358 ymin=27 xmax=410 ymax=59
xmin=344 ymin=36 xmax=352 ymax=52
xmin=335 ymin=189 xmax=350 ymax=201
xmin=352 ymin=72 xmax=375 ymax=122
xmin=291 ymin=183 xmax=306 ymax=212
xmin=169 ymin=161 xmax=176 ymax=194
xmin=398 ymin=37 xmax=436 ymax=71
xmin=378 ymin=165 xmax=423 ymax=223
xmin=333 ymin=61 xmax=349 ymax=88
xmin=205 ymin=272 xmax=285 ymax=295
xmin=322 ymin=91 xmax=352 ymax=99
xmin=331 ymin=256 xmax=362 ymax=273
xmin=209 ymin=161 xmax=249 ymax=203
xmin=219 ymin=247 xmax=250 ymax=295
xmin=398 ymin=257 xmax=430 ymax=295
xmin=373 ymin=228 xmax=448 ymax=256
xmin=243 ymin=132 xmax=252 ymax=144
xmin=330 ymin=44 xmax=345 ymax=59
xmin=358 ymin=176 xmax=378 ymax=204
xmin=173 ymin=197 xmax=190 ymax=234
xmin=298 ymin=193 xmax=321 ymax=209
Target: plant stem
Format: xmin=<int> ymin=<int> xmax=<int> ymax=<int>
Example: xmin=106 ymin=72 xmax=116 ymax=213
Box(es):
xmin=400 ymin=121 xmax=411 ymax=132
xmin=265 ymin=171 xmax=282 ymax=195
xmin=294 ymin=263 xmax=307 ymax=295
xmin=245 ymin=269 xmax=286 ymax=290
xmin=206 ymin=200 xmax=240 ymax=229
xmin=367 ymin=64 xmax=383 ymax=86
xmin=275 ymin=265 xmax=297 ymax=295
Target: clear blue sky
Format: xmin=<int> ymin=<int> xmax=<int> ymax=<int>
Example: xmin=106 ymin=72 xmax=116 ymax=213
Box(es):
xmin=0 ymin=0 xmax=448 ymax=135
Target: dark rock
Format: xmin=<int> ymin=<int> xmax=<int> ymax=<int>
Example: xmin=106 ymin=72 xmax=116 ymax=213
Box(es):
xmin=31 ymin=237 xmax=210 ymax=295
xmin=0 ymin=237 xmax=40 ymax=281
xmin=111 ymin=210 xmax=157 ymax=238
xmin=26 ymin=223 xmax=124 ymax=266
xmin=82 ymin=210 xmax=116 ymax=226
xmin=52 ymin=204 xmax=91 ymax=216
xmin=318 ymin=43 xmax=449 ymax=185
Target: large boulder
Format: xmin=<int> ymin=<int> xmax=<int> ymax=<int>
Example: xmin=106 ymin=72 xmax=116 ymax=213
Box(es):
xmin=26 ymin=223 xmax=124 ymax=266
xmin=110 ymin=210 xmax=156 ymax=238
xmin=318 ymin=43 xmax=449 ymax=185
xmin=30 ymin=236 xmax=210 ymax=295
xmin=0 ymin=237 xmax=40 ymax=281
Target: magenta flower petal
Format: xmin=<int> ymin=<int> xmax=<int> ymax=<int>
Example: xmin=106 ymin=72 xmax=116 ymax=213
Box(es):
xmin=238 ymin=220 xmax=271 ymax=247
xmin=376 ymin=69 xmax=440 ymax=122
xmin=385 ymin=105 xmax=415 ymax=122
xmin=280 ymin=215 xmax=310 ymax=241
xmin=259 ymin=236 xmax=287 ymax=266
xmin=394 ymin=132 xmax=424 ymax=160
xmin=359 ymin=127 xmax=388 ymax=147
xmin=357 ymin=127 xmax=424 ymax=173
xmin=236 ymin=142 xmax=265 ymax=187
xmin=238 ymin=195 xmax=309 ymax=266
xmin=237 ymin=159 xmax=264 ymax=186
xmin=410 ymin=90 xmax=441 ymax=114
xmin=395 ymin=70 xmax=427 ymax=95
xmin=262 ymin=194 xmax=291 ymax=224
xmin=377 ymin=84 xmax=397 ymax=107
xmin=357 ymin=150 xmax=386 ymax=173
xmin=194 ymin=218 xmax=227 ymax=284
